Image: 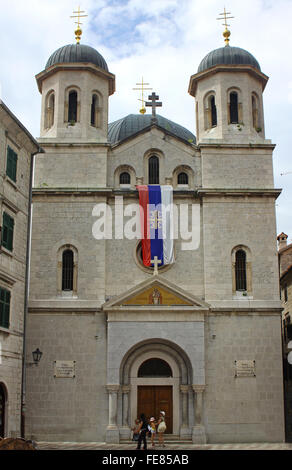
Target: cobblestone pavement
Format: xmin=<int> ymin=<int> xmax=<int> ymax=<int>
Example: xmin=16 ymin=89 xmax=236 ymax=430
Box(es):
xmin=36 ymin=441 xmax=292 ymax=450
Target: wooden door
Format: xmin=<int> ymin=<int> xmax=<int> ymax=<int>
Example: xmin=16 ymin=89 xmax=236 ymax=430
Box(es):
xmin=137 ymin=386 xmax=173 ymax=433
xmin=0 ymin=384 xmax=5 ymax=438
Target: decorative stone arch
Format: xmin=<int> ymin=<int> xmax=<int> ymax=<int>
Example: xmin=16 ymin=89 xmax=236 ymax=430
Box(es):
xmin=114 ymin=164 xmax=136 ymax=188
xmin=0 ymin=381 xmax=8 ymax=438
xmin=227 ymin=86 xmax=243 ymax=124
xmin=144 ymin=149 xmax=165 ymax=185
xmin=231 ymin=245 xmax=252 ymax=297
xmin=117 ymin=339 xmax=194 ymax=437
xmin=203 ymin=90 xmax=217 ymax=130
xmin=172 ymin=165 xmax=194 ymax=189
xmin=64 ymin=85 xmax=81 ymax=123
xmin=44 ymin=89 xmax=55 ymax=130
xmin=90 ymin=90 xmax=103 ymax=128
xmin=56 ymin=244 xmax=78 ymax=296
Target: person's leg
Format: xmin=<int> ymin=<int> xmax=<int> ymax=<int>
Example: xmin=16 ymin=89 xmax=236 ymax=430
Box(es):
xmin=142 ymin=431 xmax=147 ymax=450
xmin=136 ymin=433 xmax=142 ymax=450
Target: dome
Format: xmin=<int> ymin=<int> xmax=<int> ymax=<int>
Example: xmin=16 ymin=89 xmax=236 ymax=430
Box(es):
xmin=45 ymin=43 xmax=108 ymax=71
xmin=198 ymin=45 xmax=261 ymax=73
xmin=108 ymin=114 xmax=196 ymax=145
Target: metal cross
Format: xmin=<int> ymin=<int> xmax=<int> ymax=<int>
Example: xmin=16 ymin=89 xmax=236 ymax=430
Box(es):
xmin=133 ymin=77 xmax=152 ymax=114
xmin=146 ymin=92 xmax=162 ymax=123
xmin=216 ymin=7 xmax=234 ymax=45
xmin=70 ymin=6 xmax=88 ymax=43
xmin=151 ymin=256 xmax=162 ymax=276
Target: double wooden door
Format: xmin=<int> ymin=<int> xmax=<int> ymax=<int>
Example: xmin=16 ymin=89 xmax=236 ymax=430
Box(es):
xmin=137 ymin=385 xmax=173 ymax=433
xmin=0 ymin=384 xmax=5 ymax=438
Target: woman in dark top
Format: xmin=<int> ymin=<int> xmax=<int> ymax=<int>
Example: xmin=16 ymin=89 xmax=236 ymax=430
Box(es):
xmin=136 ymin=413 xmax=148 ymax=450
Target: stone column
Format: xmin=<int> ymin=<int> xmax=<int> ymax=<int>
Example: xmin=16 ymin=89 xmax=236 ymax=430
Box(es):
xmin=192 ymin=385 xmax=206 ymax=444
xmin=180 ymin=385 xmax=190 ymax=438
xmin=106 ymin=385 xmax=120 ymax=443
xmin=120 ymin=385 xmax=131 ymax=440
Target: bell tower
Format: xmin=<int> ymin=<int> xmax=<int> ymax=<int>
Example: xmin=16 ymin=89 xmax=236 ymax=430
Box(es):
xmin=188 ymin=9 xmax=269 ymax=145
xmin=35 ymin=10 xmax=115 ymax=144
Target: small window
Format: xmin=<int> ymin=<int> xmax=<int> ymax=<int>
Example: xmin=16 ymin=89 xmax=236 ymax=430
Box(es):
xmin=6 ymin=146 xmax=17 ymax=182
xmin=149 ymin=156 xmax=159 ymax=184
xmin=62 ymin=249 xmax=74 ymax=291
xmin=284 ymin=285 xmax=288 ymax=303
xmin=45 ymin=91 xmax=55 ymax=129
xmin=68 ymin=91 xmax=78 ymax=122
xmin=210 ymin=95 xmax=217 ymax=127
xmin=120 ymin=172 xmax=130 ymax=185
xmin=235 ymin=249 xmax=247 ymax=291
xmin=1 ymin=212 xmax=14 ymax=252
xmin=0 ymin=287 xmax=10 ymax=329
xmin=91 ymin=94 xmax=99 ymax=127
xmin=230 ymin=92 xmax=239 ymax=124
xmin=138 ymin=358 xmax=172 ymax=377
xmin=177 ymin=172 xmax=188 ymax=185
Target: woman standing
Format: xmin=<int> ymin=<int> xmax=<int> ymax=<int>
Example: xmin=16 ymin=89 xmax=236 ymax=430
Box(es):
xmin=136 ymin=413 xmax=148 ymax=450
xmin=157 ymin=411 xmax=167 ymax=447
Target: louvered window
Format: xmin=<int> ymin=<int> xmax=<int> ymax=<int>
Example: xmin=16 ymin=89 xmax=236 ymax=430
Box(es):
xmin=149 ymin=156 xmax=159 ymax=184
xmin=210 ymin=96 xmax=217 ymax=127
xmin=177 ymin=172 xmax=188 ymax=185
xmin=0 ymin=287 xmax=10 ymax=329
xmin=235 ymin=249 xmax=247 ymax=291
xmin=6 ymin=146 xmax=17 ymax=182
xmin=1 ymin=212 xmax=14 ymax=252
xmin=68 ymin=91 xmax=77 ymax=122
xmin=230 ymin=92 xmax=239 ymax=124
xmin=120 ymin=172 xmax=130 ymax=184
xmin=62 ymin=249 xmax=74 ymax=291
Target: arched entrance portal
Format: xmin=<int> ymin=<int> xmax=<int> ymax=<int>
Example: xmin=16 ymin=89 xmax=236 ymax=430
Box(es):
xmin=120 ymin=340 xmax=193 ymax=437
xmin=0 ymin=383 xmax=7 ymax=438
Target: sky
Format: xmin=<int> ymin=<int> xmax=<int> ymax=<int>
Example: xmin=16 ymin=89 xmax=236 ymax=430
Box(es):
xmin=0 ymin=0 xmax=291 ymax=242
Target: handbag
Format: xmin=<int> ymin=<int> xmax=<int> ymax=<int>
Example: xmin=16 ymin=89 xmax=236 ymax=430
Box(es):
xmin=158 ymin=421 xmax=166 ymax=432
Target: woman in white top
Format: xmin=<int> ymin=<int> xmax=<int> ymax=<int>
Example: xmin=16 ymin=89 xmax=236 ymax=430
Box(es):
xmin=157 ymin=411 xmax=166 ymax=447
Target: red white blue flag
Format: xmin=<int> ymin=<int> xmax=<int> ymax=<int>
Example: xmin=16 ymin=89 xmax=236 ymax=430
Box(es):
xmin=137 ymin=185 xmax=175 ymax=267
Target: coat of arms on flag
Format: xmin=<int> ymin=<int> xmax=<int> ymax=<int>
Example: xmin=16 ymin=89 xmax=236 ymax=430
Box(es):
xmin=137 ymin=185 xmax=175 ymax=269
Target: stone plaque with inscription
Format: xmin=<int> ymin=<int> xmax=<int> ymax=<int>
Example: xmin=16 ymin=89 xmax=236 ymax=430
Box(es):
xmin=235 ymin=360 xmax=256 ymax=377
xmin=54 ymin=360 xmax=76 ymax=378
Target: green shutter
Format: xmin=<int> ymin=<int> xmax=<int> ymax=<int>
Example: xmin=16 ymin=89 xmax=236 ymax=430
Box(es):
xmin=0 ymin=288 xmax=10 ymax=329
xmin=2 ymin=212 xmax=14 ymax=251
xmin=6 ymin=146 xmax=18 ymax=182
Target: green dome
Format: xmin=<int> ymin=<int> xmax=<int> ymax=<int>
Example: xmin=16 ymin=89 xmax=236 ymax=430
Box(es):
xmin=108 ymin=114 xmax=196 ymax=145
xmin=46 ymin=43 xmax=108 ymax=71
xmin=198 ymin=45 xmax=261 ymax=73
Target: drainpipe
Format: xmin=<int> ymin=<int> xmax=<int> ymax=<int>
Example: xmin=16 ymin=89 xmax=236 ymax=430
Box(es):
xmin=21 ymin=147 xmax=44 ymax=438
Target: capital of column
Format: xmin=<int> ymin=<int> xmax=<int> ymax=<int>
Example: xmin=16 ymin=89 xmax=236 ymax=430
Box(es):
xmin=192 ymin=385 xmax=205 ymax=394
xmin=180 ymin=385 xmax=190 ymax=393
xmin=106 ymin=384 xmax=120 ymax=393
xmin=122 ymin=385 xmax=131 ymax=393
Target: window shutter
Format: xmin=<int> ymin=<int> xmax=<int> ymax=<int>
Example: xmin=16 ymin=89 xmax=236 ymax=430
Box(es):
xmin=6 ymin=146 xmax=18 ymax=182
xmin=0 ymin=288 xmax=10 ymax=329
xmin=2 ymin=212 xmax=14 ymax=251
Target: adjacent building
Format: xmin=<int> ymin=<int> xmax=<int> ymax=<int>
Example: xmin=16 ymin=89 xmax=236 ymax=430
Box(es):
xmin=0 ymin=100 xmax=40 ymax=438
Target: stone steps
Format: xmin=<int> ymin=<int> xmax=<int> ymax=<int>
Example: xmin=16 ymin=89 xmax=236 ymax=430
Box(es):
xmin=121 ymin=434 xmax=192 ymax=445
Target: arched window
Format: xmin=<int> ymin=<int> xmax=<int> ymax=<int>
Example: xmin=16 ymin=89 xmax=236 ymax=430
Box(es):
xmin=235 ymin=249 xmax=247 ymax=291
xmin=210 ymin=95 xmax=217 ymax=127
xmin=229 ymin=92 xmax=239 ymax=124
xmin=119 ymin=172 xmax=130 ymax=185
xmin=138 ymin=358 xmax=172 ymax=377
xmin=177 ymin=172 xmax=188 ymax=185
xmin=252 ymin=94 xmax=259 ymax=130
xmin=149 ymin=155 xmax=159 ymax=184
xmin=45 ymin=91 xmax=55 ymax=129
xmin=68 ymin=90 xmax=78 ymax=122
xmin=62 ymin=249 xmax=74 ymax=291
xmin=91 ymin=93 xmax=100 ymax=127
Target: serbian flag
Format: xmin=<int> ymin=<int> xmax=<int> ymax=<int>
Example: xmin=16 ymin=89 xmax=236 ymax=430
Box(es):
xmin=137 ymin=185 xmax=175 ymax=267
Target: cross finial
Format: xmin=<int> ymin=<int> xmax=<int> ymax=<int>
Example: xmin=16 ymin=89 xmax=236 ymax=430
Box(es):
xmin=70 ymin=6 xmax=88 ymax=44
xmin=133 ymin=77 xmax=153 ymax=114
xmin=151 ymin=256 xmax=162 ymax=275
xmin=145 ymin=92 xmax=162 ymax=123
xmin=216 ymin=7 xmax=234 ymax=45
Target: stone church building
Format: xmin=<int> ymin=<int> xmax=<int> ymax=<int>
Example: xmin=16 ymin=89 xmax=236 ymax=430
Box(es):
xmin=24 ymin=29 xmax=285 ymax=443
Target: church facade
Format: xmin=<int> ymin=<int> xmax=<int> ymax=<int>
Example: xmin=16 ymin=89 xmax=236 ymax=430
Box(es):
xmin=24 ymin=34 xmax=285 ymax=443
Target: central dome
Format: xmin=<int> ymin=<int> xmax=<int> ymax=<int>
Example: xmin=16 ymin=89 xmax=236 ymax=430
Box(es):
xmin=45 ymin=43 xmax=108 ymax=71
xmin=198 ymin=45 xmax=261 ymax=73
xmin=108 ymin=114 xmax=196 ymax=145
